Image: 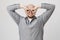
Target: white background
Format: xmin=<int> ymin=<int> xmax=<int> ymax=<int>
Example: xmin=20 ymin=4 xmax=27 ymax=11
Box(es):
xmin=0 ymin=0 xmax=60 ymax=40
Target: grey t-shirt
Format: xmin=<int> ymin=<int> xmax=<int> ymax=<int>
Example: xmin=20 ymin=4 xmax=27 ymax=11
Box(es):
xmin=7 ymin=3 xmax=55 ymax=40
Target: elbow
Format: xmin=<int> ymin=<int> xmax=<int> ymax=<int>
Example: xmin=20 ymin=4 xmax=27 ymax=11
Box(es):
xmin=7 ymin=5 xmax=14 ymax=11
xmin=52 ymin=4 xmax=55 ymax=9
xmin=50 ymin=4 xmax=55 ymax=10
xmin=7 ymin=5 xmax=11 ymax=11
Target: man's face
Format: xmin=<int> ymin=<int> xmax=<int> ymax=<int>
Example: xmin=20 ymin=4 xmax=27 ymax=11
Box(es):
xmin=25 ymin=4 xmax=37 ymax=18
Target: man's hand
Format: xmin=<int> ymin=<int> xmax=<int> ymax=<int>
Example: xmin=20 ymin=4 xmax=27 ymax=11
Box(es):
xmin=35 ymin=4 xmax=41 ymax=10
xmin=20 ymin=4 xmax=26 ymax=10
xmin=20 ymin=4 xmax=41 ymax=11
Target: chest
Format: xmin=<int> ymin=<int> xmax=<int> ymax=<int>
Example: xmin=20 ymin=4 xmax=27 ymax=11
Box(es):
xmin=18 ymin=17 xmax=43 ymax=30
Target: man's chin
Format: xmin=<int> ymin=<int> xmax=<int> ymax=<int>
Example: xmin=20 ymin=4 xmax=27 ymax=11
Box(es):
xmin=28 ymin=16 xmax=35 ymax=18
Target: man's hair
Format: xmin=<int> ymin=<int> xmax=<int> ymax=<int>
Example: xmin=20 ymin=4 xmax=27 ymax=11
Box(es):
xmin=26 ymin=4 xmax=35 ymax=8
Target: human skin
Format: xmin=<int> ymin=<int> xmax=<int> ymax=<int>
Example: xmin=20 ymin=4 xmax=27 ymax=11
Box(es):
xmin=20 ymin=4 xmax=40 ymax=19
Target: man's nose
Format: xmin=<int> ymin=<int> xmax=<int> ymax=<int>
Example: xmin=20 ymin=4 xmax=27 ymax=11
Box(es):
xmin=29 ymin=10 xmax=32 ymax=13
xmin=29 ymin=11 xmax=32 ymax=13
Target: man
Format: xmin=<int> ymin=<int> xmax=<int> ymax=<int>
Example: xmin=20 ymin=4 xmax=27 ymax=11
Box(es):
xmin=7 ymin=3 xmax=55 ymax=40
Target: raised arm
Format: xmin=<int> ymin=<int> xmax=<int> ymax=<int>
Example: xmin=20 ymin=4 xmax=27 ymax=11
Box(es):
xmin=38 ymin=3 xmax=55 ymax=25
xmin=7 ymin=4 xmax=24 ymax=25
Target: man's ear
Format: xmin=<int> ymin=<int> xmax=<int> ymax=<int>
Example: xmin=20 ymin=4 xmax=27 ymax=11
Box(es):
xmin=34 ymin=6 xmax=38 ymax=11
xmin=23 ymin=7 xmax=27 ymax=10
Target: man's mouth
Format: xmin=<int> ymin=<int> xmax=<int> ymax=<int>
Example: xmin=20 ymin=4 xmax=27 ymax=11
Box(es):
xmin=28 ymin=15 xmax=34 ymax=18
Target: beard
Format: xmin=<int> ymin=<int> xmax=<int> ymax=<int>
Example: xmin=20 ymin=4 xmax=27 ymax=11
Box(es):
xmin=27 ymin=15 xmax=35 ymax=18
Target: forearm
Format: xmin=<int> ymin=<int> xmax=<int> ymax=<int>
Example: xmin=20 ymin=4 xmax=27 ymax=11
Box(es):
xmin=7 ymin=4 xmax=20 ymax=11
xmin=41 ymin=3 xmax=55 ymax=10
